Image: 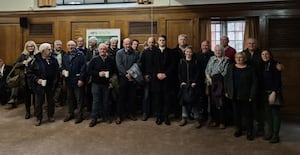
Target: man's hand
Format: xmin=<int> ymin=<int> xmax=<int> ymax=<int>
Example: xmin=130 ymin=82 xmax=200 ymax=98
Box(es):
xmin=78 ymin=80 xmax=84 ymax=87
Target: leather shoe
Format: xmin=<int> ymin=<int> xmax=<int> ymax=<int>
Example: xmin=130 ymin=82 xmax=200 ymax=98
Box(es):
xmin=127 ymin=114 xmax=137 ymax=121
xmin=63 ymin=114 xmax=74 ymax=122
xmin=48 ymin=117 xmax=55 ymax=122
xmin=25 ymin=112 xmax=31 ymax=119
xmin=35 ymin=120 xmax=42 ymax=126
xmin=89 ymin=119 xmax=97 ymax=127
xmin=247 ymin=132 xmax=254 ymax=141
xmin=219 ymin=124 xmax=226 ymax=129
xmin=156 ymin=118 xmax=162 ymax=125
xmin=164 ymin=117 xmax=171 ymax=125
xmin=194 ymin=120 xmax=202 ymax=129
xmin=75 ymin=117 xmax=84 ymax=124
xmin=270 ymin=135 xmax=280 ymax=143
xmin=234 ymin=130 xmax=242 ymax=137
xmin=115 ymin=117 xmax=121 ymax=125
xmin=263 ymin=133 xmax=273 ymax=140
xmin=105 ymin=118 xmax=112 ymax=124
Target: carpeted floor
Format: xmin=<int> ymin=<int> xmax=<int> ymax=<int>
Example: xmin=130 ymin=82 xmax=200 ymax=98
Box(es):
xmin=0 ymin=104 xmax=299 ymax=155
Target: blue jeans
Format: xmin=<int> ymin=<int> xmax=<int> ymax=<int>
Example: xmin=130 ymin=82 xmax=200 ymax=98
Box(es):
xmin=91 ymin=83 xmax=109 ymax=120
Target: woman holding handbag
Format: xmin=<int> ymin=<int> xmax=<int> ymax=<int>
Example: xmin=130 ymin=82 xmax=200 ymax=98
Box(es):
xmin=205 ymin=45 xmax=229 ymax=129
xmin=11 ymin=40 xmax=39 ymax=119
xmin=261 ymin=49 xmax=283 ymax=143
xmin=178 ymin=46 xmax=200 ymax=127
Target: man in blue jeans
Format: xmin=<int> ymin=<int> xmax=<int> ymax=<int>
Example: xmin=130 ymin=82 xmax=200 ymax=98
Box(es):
xmin=88 ymin=43 xmax=116 ymax=127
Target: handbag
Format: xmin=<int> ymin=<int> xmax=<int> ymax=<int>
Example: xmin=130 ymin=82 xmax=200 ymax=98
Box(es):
xmin=268 ymin=90 xmax=284 ymax=106
xmin=178 ymin=84 xmax=196 ymax=105
xmin=6 ymin=64 xmax=21 ymax=88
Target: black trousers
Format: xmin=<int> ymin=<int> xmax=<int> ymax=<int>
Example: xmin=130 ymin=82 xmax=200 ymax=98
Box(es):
xmin=116 ymin=77 xmax=136 ymax=118
xmin=152 ymin=88 xmax=171 ymax=119
xmin=35 ymin=87 xmax=55 ymax=120
xmin=67 ymin=86 xmax=84 ymax=117
xmin=199 ymin=95 xmax=209 ymax=122
xmin=233 ymin=99 xmax=253 ymax=133
xmin=24 ymin=77 xmax=34 ymax=114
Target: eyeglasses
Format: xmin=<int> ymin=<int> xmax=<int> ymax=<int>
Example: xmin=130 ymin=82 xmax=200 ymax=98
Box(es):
xmin=27 ymin=45 xmax=34 ymax=48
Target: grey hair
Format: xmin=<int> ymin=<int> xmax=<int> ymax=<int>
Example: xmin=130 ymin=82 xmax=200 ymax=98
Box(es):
xmin=39 ymin=43 xmax=51 ymax=53
xmin=89 ymin=37 xmax=98 ymax=43
xmin=214 ymin=44 xmax=225 ymax=56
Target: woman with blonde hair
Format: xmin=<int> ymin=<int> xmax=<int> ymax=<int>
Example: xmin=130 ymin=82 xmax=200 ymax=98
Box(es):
xmin=224 ymin=52 xmax=257 ymax=141
xmin=13 ymin=41 xmax=39 ymax=119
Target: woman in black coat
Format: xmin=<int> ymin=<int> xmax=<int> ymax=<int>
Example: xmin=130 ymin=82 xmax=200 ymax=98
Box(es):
xmin=14 ymin=41 xmax=39 ymax=119
xmin=260 ymin=50 xmax=282 ymax=143
xmin=224 ymin=52 xmax=257 ymax=141
xmin=177 ymin=46 xmax=200 ymax=127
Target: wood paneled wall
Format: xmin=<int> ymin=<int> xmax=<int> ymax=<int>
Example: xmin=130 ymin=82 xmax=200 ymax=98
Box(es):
xmin=0 ymin=1 xmax=300 ymax=117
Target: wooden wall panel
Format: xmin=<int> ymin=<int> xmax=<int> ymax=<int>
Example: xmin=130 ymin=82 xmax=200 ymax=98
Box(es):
xmin=53 ymin=20 xmax=71 ymax=49
xmin=166 ymin=19 xmax=193 ymax=48
xmin=0 ymin=24 xmax=22 ymax=65
xmin=272 ymin=52 xmax=300 ymax=117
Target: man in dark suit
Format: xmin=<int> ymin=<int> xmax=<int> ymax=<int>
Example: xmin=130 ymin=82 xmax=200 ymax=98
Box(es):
xmin=0 ymin=58 xmax=13 ymax=105
xmin=151 ymin=35 xmax=177 ymax=125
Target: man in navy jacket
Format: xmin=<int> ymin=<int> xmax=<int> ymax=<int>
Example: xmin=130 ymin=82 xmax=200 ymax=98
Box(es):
xmin=62 ymin=40 xmax=87 ymax=124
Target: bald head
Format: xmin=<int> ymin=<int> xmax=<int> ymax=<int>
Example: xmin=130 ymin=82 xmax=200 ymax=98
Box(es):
xmin=123 ymin=38 xmax=132 ymax=51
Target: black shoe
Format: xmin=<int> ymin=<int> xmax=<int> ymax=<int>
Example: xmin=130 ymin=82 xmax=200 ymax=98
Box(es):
xmin=25 ymin=112 xmax=31 ymax=119
xmin=75 ymin=116 xmax=84 ymax=124
xmin=48 ymin=117 xmax=55 ymax=122
xmin=35 ymin=120 xmax=42 ymax=126
xmin=164 ymin=117 xmax=171 ymax=125
xmin=89 ymin=119 xmax=97 ymax=127
xmin=194 ymin=120 xmax=202 ymax=129
xmin=156 ymin=118 xmax=162 ymax=125
xmin=270 ymin=135 xmax=280 ymax=143
xmin=104 ymin=118 xmax=112 ymax=124
xmin=63 ymin=114 xmax=74 ymax=122
xmin=115 ymin=117 xmax=122 ymax=125
xmin=127 ymin=114 xmax=137 ymax=121
xmin=142 ymin=113 xmax=148 ymax=121
xmin=247 ymin=132 xmax=254 ymax=141
xmin=263 ymin=133 xmax=273 ymax=140
xmin=234 ymin=130 xmax=242 ymax=137
xmin=256 ymin=130 xmax=264 ymax=137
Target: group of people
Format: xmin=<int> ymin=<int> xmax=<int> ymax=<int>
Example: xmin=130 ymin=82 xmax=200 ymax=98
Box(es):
xmin=0 ymin=34 xmax=283 ymax=144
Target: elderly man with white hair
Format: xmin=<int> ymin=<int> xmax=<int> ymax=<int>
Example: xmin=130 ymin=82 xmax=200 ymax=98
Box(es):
xmin=27 ymin=43 xmax=59 ymax=126
xmin=87 ymin=43 xmax=116 ymax=127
